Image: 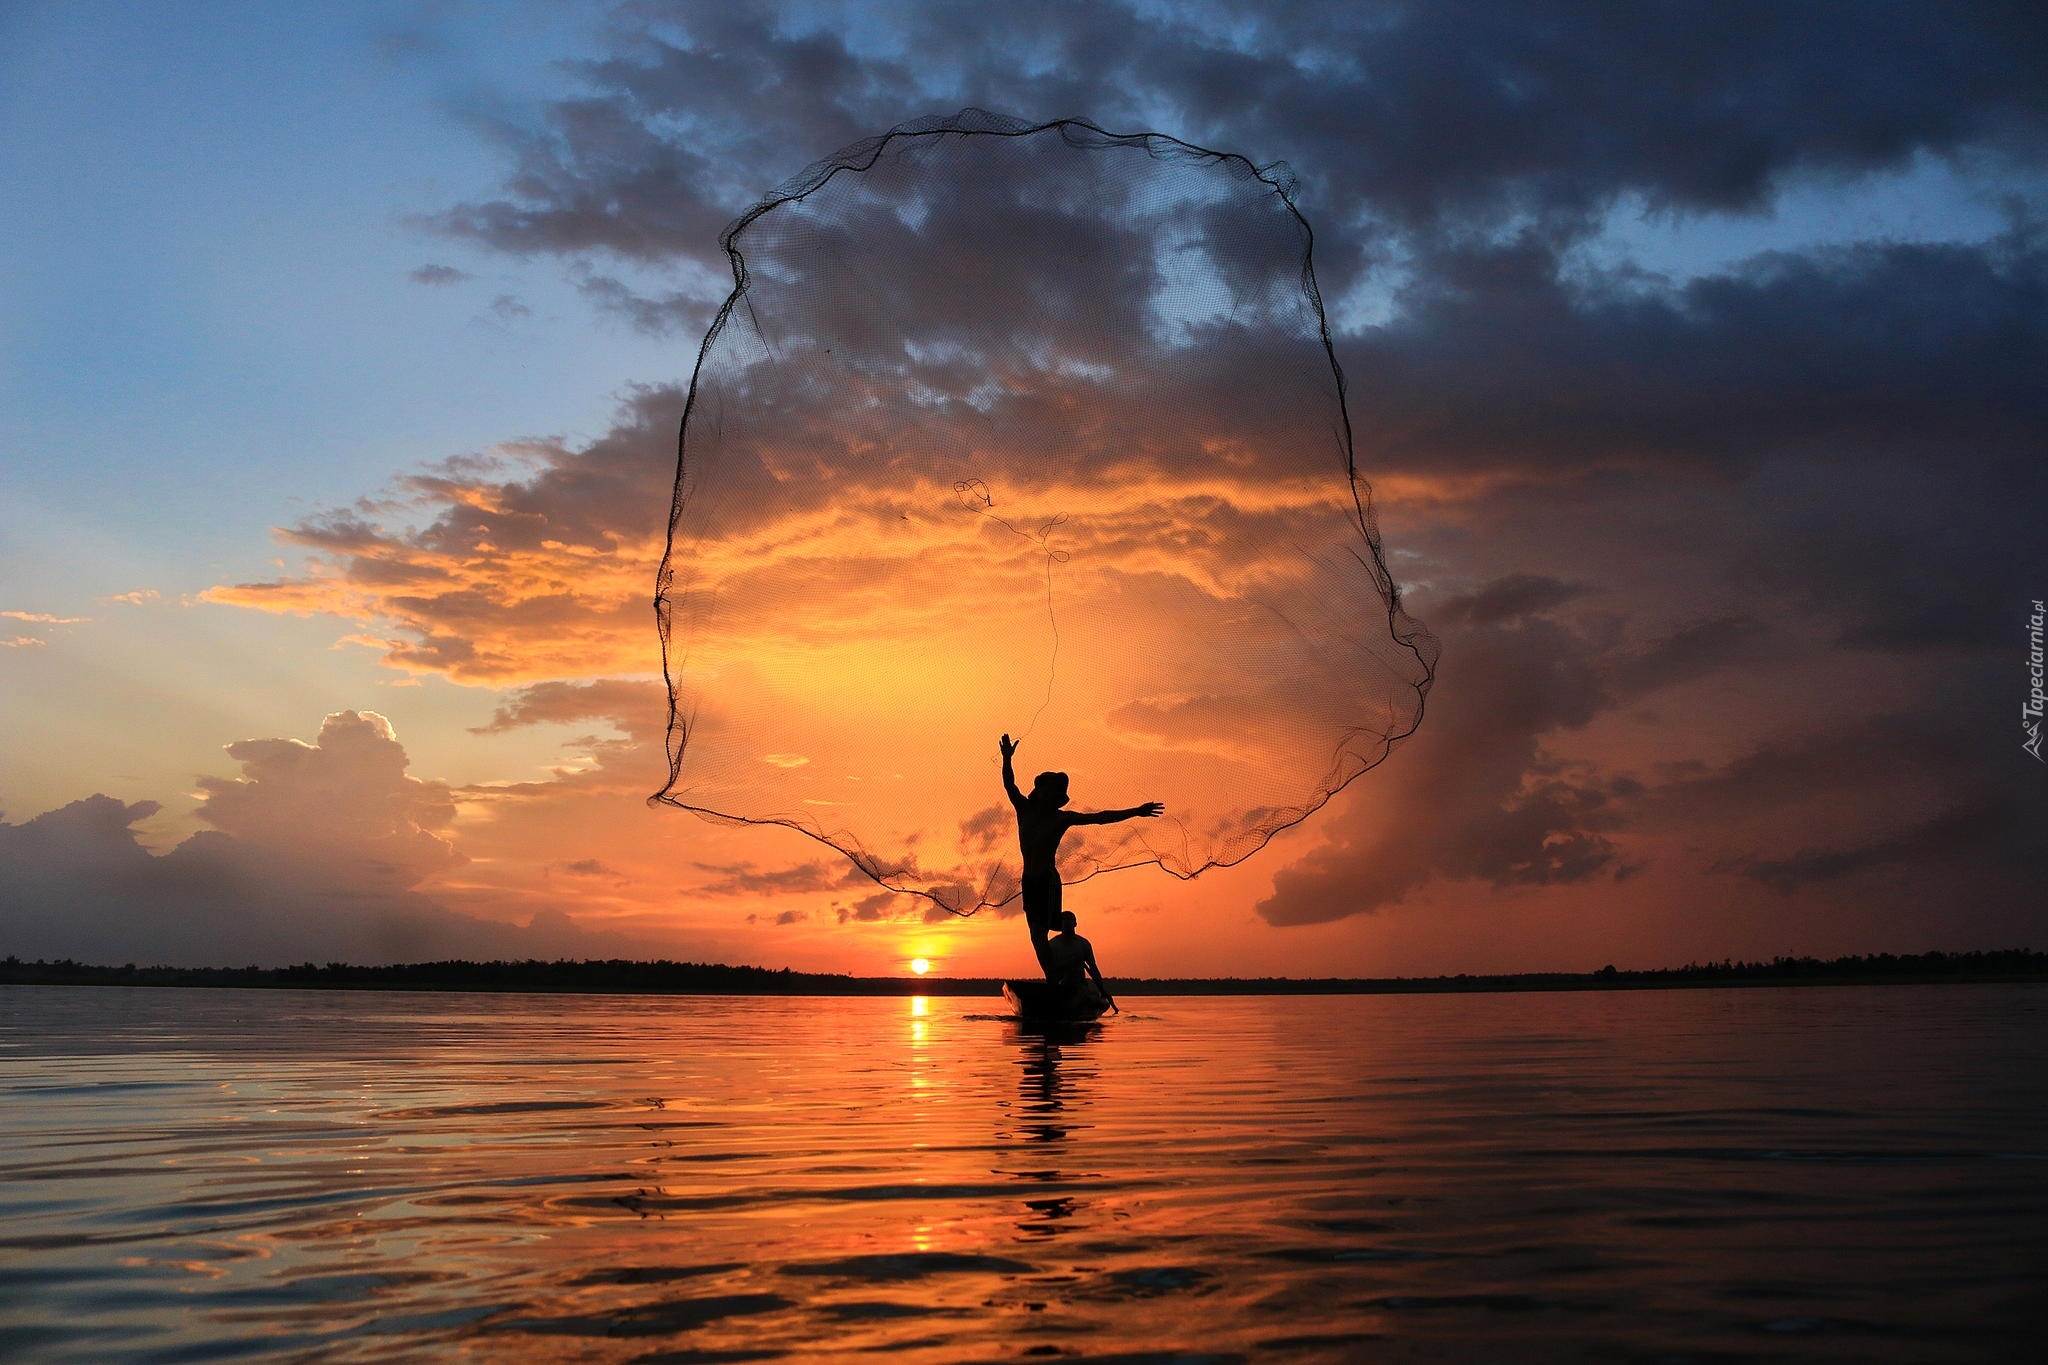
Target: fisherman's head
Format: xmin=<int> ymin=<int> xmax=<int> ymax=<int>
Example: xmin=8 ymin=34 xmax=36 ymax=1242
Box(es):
xmin=1030 ymin=770 xmax=1070 ymax=808
xmin=1058 ymin=910 xmax=1078 ymax=934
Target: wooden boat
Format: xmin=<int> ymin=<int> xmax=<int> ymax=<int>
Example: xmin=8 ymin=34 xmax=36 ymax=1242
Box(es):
xmin=1003 ymin=978 xmax=1112 ymax=1023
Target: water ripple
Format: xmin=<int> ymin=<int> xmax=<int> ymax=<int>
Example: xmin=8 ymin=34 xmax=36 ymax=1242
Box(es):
xmin=1 ymin=983 xmax=2043 ymax=1362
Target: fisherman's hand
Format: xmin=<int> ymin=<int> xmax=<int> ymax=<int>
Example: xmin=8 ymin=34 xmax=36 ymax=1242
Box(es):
xmin=1000 ymin=734 xmax=1018 ymax=759
xmin=1136 ymin=801 xmax=1163 ymax=818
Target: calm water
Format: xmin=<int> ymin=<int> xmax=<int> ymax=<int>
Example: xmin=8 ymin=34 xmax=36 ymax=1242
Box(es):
xmin=1 ymin=985 xmax=2043 ymax=1362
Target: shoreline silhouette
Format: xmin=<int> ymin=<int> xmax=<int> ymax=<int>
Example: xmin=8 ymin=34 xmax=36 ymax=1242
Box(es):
xmin=3 ymin=949 xmax=2041 ymax=997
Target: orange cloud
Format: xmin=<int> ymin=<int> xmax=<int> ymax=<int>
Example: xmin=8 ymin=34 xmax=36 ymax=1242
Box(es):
xmin=2 ymin=611 xmax=89 ymax=625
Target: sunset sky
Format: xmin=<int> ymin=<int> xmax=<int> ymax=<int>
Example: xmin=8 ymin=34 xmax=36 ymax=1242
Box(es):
xmin=4 ymin=1 xmax=2044 ymax=978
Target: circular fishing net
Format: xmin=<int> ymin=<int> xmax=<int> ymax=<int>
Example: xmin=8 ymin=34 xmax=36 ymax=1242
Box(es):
xmin=653 ymin=111 xmax=1436 ymax=915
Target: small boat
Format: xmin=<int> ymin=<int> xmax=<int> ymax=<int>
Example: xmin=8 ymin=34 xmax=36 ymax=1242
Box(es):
xmin=1003 ymin=978 xmax=1112 ymax=1023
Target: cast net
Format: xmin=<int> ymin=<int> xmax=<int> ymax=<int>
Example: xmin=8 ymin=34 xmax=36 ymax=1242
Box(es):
xmin=653 ymin=110 xmax=1436 ymax=915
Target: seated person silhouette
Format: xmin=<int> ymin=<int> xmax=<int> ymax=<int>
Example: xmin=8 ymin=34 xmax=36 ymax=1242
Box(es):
xmin=1000 ymin=732 xmax=1161 ymax=978
xmin=1044 ymin=910 xmax=1118 ymax=1014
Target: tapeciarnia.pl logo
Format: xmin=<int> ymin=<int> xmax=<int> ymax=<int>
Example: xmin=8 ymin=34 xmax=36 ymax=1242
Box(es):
xmin=2027 ymin=599 xmax=2045 ymax=762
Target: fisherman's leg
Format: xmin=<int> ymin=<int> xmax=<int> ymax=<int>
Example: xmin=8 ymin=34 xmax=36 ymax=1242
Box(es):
xmin=1034 ymin=878 xmax=1065 ymax=981
xmin=1022 ymin=874 xmax=1055 ymax=974
xmin=1030 ymin=926 xmax=1054 ymax=975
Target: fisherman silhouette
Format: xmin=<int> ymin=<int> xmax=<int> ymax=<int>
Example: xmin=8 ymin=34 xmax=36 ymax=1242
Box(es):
xmin=1043 ymin=910 xmax=1118 ymax=1014
xmin=999 ymin=733 xmax=1160 ymax=981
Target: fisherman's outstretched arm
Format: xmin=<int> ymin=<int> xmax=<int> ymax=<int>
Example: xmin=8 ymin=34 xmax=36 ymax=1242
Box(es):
xmin=1073 ymin=801 xmax=1164 ymax=825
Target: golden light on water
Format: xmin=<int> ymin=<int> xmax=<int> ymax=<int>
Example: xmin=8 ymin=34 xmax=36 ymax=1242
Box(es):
xmin=910 ymin=958 xmax=931 ymax=975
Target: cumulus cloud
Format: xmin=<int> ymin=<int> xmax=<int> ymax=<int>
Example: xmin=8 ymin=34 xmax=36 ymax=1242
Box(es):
xmin=408 ymin=263 xmax=472 ymax=285
xmin=193 ymin=710 xmax=463 ymax=888
xmin=0 ymin=711 xmax=647 ymax=966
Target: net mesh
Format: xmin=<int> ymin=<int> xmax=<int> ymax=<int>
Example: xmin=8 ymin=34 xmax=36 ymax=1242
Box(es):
xmin=653 ymin=111 xmax=1437 ymax=915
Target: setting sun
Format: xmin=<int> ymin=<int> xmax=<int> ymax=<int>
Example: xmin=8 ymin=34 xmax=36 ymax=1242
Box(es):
xmin=910 ymin=958 xmax=931 ymax=975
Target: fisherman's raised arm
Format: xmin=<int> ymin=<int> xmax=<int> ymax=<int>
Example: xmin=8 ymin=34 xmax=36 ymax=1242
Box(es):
xmin=1000 ymin=733 xmax=1025 ymax=808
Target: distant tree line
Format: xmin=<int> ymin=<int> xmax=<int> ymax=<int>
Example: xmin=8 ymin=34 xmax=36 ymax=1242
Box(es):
xmin=1 ymin=949 xmax=2042 ymax=997
xmin=0 ymin=956 xmax=990 ymax=996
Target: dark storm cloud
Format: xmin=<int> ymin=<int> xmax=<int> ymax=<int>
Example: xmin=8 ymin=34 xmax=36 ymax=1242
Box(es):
xmin=1344 ymin=230 xmax=2048 ymax=477
xmin=732 ymin=154 xmax=1169 ymax=366
xmin=1645 ymin=711 xmax=1979 ymax=823
xmin=1735 ymin=445 xmax=2047 ymax=655
xmin=1641 ymin=675 xmax=2045 ymax=922
xmin=1429 ymin=573 xmax=1587 ymax=627
xmin=1253 ymin=571 xmax=2038 ymax=927
xmin=1603 ymin=615 xmax=1775 ymax=697
xmin=1255 ymin=610 xmax=1631 ymax=925
xmin=1213 ymin=0 xmax=2047 ymax=233
xmin=427 ymin=1 xmax=2048 ymax=291
xmin=1713 ymin=797 xmax=2021 ymax=893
